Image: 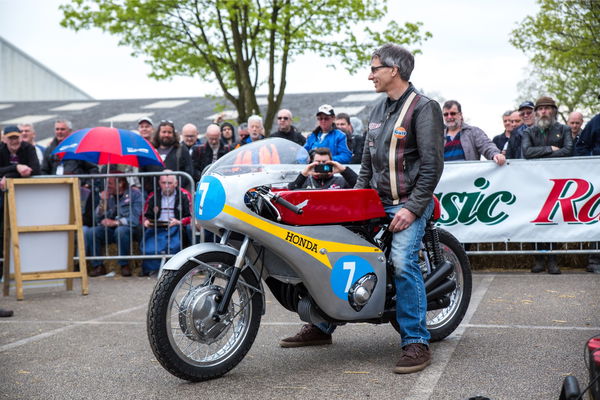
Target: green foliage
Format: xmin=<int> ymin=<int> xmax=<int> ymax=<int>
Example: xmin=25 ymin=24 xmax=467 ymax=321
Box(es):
xmin=60 ymin=0 xmax=430 ymax=130
xmin=510 ymin=0 xmax=600 ymax=116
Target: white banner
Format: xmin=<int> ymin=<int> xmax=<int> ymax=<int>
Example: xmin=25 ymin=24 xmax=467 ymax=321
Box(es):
xmin=434 ymin=157 xmax=600 ymax=243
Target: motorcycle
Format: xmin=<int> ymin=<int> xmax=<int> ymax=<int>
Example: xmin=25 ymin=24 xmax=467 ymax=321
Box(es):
xmin=147 ymin=138 xmax=472 ymax=381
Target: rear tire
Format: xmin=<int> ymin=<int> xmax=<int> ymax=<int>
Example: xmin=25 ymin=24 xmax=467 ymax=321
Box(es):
xmin=147 ymin=252 xmax=262 ymax=381
xmin=391 ymin=228 xmax=472 ymax=342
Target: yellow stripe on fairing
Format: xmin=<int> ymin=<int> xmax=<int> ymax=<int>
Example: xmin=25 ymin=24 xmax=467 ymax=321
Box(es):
xmin=222 ymin=204 xmax=381 ymax=269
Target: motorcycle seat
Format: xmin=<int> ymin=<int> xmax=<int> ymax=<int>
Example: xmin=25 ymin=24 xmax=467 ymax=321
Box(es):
xmin=273 ymin=189 xmax=386 ymax=225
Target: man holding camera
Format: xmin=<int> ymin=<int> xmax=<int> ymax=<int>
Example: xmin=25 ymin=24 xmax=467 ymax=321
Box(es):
xmin=287 ymin=147 xmax=357 ymax=190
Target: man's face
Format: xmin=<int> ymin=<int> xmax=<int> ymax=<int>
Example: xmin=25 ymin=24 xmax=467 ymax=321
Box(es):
xmin=138 ymin=122 xmax=153 ymax=140
xmin=567 ymin=114 xmax=583 ymax=135
xmin=222 ymin=125 xmax=233 ymax=140
xmin=277 ymin=111 xmax=292 ymax=131
xmin=248 ymin=121 xmax=263 ymax=140
xmin=6 ymin=136 xmax=22 ymax=153
xmin=534 ymin=106 xmax=556 ymax=130
xmin=19 ymin=125 xmax=35 ymax=144
xmin=519 ymin=107 xmax=534 ymax=126
xmin=159 ymin=175 xmax=177 ymax=196
xmin=368 ymin=57 xmax=394 ymax=93
xmin=313 ymin=153 xmax=333 ymax=178
xmin=106 ymin=177 xmax=124 ymax=195
xmin=443 ymin=105 xmax=462 ymax=130
xmin=503 ymin=115 xmax=512 ymax=133
xmin=55 ymin=122 xmax=71 ymax=142
xmin=335 ymin=119 xmax=351 ymax=135
xmin=239 ymin=127 xmax=249 ymax=139
xmin=205 ymin=131 xmax=220 ymax=147
xmin=317 ymin=114 xmax=334 ymax=132
xmin=509 ymin=112 xmax=522 ymax=131
xmin=159 ymin=125 xmax=176 ymax=147
xmin=181 ymin=128 xmax=198 ymax=147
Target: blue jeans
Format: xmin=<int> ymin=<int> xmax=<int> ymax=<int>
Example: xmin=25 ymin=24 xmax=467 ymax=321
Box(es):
xmin=84 ymin=225 xmax=137 ymax=267
xmin=386 ymin=200 xmax=434 ymax=347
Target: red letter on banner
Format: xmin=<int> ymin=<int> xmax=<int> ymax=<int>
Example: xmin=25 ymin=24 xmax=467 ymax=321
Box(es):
xmin=531 ymin=179 xmax=591 ymax=224
xmin=578 ymin=192 xmax=600 ymax=223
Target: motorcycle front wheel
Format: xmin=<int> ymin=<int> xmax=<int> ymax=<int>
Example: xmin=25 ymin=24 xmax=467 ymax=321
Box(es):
xmin=147 ymin=252 xmax=262 ymax=382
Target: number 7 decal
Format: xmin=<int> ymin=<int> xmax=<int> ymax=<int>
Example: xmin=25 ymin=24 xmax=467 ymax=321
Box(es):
xmin=343 ymin=261 xmax=356 ymax=293
xmin=197 ymin=181 xmax=210 ymax=215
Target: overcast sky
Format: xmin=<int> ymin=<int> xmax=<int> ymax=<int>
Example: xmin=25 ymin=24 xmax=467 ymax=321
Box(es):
xmin=0 ymin=0 xmax=540 ymax=136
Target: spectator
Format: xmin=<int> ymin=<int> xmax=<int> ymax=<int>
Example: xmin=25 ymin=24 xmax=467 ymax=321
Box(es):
xmin=574 ymin=112 xmax=600 ymax=273
xmin=237 ymin=122 xmax=249 ymax=146
xmin=566 ymin=111 xmax=584 ymax=150
xmin=192 ymin=124 xmax=230 ymax=181
xmin=442 ymin=100 xmax=505 ymax=165
xmin=246 ymin=115 xmax=265 ymax=143
xmin=0 ymin=125 xmax=41 ymax=270
xmin=522 ymin=96 xmax=573 ymax=275
xmin=140 ymin=120 xmax=194 ymax=191
xmin=287 ymin=147 xmax=357 ymax=190
xmin=575 ymin=113 xmax=600 ymax=156
xmin=181 ymin=123 xmax=200 ymax=157
xmin=18 ymin=123 xmax=45 ymax=165
xmin=505 ymin=110 xmax=524 ymax=159
xmin=141 ymin=172 xmax=191 ymax=277
xmin=335 ymin=113 xmax=364 ymax=164
xmin=506 ymin=101 xmax=534 ymax=159
xmin=84 ymin=175 xmax=143 ymax=277
xmin=304 ymin=104 xmax=352 ymax=163
xmin=42 ymin=119 xmax=99 ymax=180
xmin=492 ymin=110 xmax=514 ymax=155
xmin=220 ymin=122 xmax=238 ymax=147
xmin=271 ymin=109 xmax=306 ymax=145
xmin=137 ymin=117 xmax=154 ymax=142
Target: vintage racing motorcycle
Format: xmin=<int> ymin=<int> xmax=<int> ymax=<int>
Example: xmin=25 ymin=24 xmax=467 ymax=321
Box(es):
xmin=147 ymin=138 xmax=472 ymax=381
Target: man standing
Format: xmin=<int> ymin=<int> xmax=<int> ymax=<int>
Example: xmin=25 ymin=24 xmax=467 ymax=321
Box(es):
xmin=442 ymin=100 xmax=506 ymax=165
xmin=335 ymin=113 xmax=365 ymax=164
xmin=247 ymin=115 xmax=266 ymax=143
xmin=492 ymin=111 xmax=515 ymax=155
xmin=304 ymin=105 xmax=352 ymax=163
xmin=271 ymin=109 xmax=305 ymax=145
xmin=522 ymin=96 xmax=573 ymax=274
xmin=137 ymin=117 xmax=154 ymax=142
xmin=181 ymin=123 xmax=201 ymax=156
xmin=18 ymin=123 xmax=45 ymax=165
xmin=192 ymin=124 xmax=230 ymax=181
xmin=505 ymin=110 xmax=523 ymax=159
xmin=566 ymin=111 xmax=584 ymax=149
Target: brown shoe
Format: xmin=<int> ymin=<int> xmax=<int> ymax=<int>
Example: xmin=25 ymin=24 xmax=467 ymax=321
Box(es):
xmin=394 ymin=343 xmax=431 ymax=374
xmin=279 ymin=324 xmax=332 ymax=348
xmin=89 ymin=265 xmax=107 ymax=277
xmin=121 ymin=265 xmax=132 ymax=277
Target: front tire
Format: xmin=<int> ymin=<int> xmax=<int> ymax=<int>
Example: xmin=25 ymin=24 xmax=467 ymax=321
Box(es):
xmin=147 ymin=252 xmax=262 ymax=381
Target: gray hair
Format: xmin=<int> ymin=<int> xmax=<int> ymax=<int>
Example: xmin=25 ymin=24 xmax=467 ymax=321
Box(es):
xmin=247 ymin=115 xmax=263 ymax=126
xmin=502 ymin=110 xmax=513 ymax=118
xmin=55 ymin=118 xmax=73 ymax=130
xmin=18 ymin=123 xmax=35 ymax=132
xmin=371 ymin=43 xmax=414 ymax=81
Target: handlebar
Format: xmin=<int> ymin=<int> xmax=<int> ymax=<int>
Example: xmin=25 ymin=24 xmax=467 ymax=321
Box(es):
xmin=272 ymin=194 xmax=303 ymax=215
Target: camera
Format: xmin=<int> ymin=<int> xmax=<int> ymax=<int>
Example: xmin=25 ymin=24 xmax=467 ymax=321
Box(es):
xmin=314 ymin=163 xmax=333 ymax=173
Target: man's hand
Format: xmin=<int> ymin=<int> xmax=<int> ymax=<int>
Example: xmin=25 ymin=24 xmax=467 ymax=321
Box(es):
xmin=0 ymin=177 xmax=6 ymax=191
xmin=16 ymin=164 xmax=33 ymax=177
xmin=99 ymin=190 xmax=110 ymax=201
xmin=389 ymin=208 xmax=417 ymax=232
xmin=551 ymin=146 xmax=559 ymax=151
xmin=168 ymin=218 xmax=181 ymax=227
xmin=100 ymin=218 xmax=119 ymax=228
xmin=143 ymin=219 xmax=153 ymax=228
xmin=493 ymin=154 xmax=506 ymax=166
xmin=301 ymin=162 xmax=317 ymax=177
xmin=329 ymin=160 xmax=346 ymax=174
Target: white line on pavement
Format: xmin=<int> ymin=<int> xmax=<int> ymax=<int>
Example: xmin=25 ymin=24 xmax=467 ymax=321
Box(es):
xmin=406 ymin=274 xmax=496 ymax=400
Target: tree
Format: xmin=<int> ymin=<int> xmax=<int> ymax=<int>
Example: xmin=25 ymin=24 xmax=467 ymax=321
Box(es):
xmin=60 ymin=0 xmax=431 ymax=131
xmin=510 ymin=0 xmax=600 ymax=116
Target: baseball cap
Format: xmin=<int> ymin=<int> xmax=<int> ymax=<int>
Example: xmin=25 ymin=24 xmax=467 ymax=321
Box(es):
xmin=137 ymin=117 xmax=153 ymax=125
xmin=3 ymin=125 xmax=21 ymax=138
xmin=518 ymin=101 xmax=534 ymax=111
xmin=316 ymin=104 xmax=335 ymax=117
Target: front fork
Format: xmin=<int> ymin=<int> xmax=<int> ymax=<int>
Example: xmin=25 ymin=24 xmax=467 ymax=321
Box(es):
xmin=213 ymin=235 xmax=251 ymax=320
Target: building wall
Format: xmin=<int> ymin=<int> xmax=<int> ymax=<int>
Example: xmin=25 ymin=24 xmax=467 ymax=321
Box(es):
xmin=0 ymin=37 xmax=92 ymax=101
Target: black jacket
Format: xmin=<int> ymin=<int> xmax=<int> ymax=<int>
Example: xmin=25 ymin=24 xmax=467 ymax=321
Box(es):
xmin=143 ymin=188 xmax=191 ymax=225
xmin=522 ymin=122 xmax=573 ymax=159
xmin=140 ymin=145 xmax=194 ymax=190
xmin=575 ymin=113 xmax=600 ymax=156
xmin=192 ymin=142 xmax=230 ymax=181
xmin=270 ymin=126 xmax=306 ymax=146
xmin=288 ymin=167 xmax=357 ymax=190
xmin=355 ymin=84 xmax=444 ymax=217
xmin=0 ymin=142 xmax=41 ymax=178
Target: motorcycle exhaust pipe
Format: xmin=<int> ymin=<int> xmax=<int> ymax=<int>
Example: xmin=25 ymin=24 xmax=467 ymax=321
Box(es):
xmin=427 ymin=295 xmax=450 ymax=311
xmin=424 ymin=260 xmax=454 ymax=291
xmin=427 ymin=279 xmax=456 ymax=301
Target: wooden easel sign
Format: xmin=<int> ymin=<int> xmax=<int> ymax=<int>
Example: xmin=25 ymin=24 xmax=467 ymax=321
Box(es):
xmin=2 ymin=177 xmax=88 ymax=300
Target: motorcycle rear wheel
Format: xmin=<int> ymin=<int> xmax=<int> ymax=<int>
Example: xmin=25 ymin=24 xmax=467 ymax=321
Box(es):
xmin=391 ymin=228 xmax=472 ymax=342
xmin=147 ymin=252 xmax=262 ymax=382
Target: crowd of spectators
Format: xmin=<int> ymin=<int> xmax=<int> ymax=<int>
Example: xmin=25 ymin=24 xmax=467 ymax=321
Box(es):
xmin=0 ymin=94 xmax=599 ymax=283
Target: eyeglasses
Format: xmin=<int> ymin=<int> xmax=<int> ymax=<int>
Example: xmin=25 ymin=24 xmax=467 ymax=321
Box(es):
xmin=443 ymin=111 xmax=458 ymax=117
xmin=520 ymin=110 xmax=533 ymax=116
xmin=317 ymin=116 xmax=332 ymax=121
xmin=370 ymin=65 xmax=390 ymax=74
xmin=277 ymin=116 xmax=289 ymax=120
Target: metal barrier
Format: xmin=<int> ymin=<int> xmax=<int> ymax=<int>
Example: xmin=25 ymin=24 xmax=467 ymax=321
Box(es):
xmin=464 ymin=241 xmax=600 ymax=256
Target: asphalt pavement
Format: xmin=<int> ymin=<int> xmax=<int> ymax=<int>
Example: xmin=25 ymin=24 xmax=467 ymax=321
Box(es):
xmin=1 ymin=271 xmax=599 ymax=400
